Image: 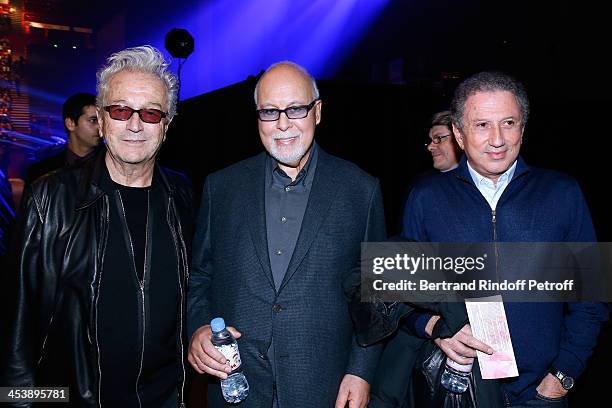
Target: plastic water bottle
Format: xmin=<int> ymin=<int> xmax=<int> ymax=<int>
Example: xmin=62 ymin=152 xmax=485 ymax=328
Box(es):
xmin=210 ymin=317 xmax=249 ymax=403
xmin=440 ymin=357 xmax=472 ymax=393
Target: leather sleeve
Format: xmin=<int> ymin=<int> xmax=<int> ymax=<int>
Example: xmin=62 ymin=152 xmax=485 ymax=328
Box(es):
xmin=2 ymin=185 xmax=57 ymax=399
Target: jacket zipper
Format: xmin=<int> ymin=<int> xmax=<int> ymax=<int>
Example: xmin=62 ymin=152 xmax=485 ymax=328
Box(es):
xmin=492 ymin=209 xmax=500 ymax=283
xmin=460 ymin=176 xmax=505 ymax=285
xmin=117 ymin=190 xmax=148 ymax=408
xmin=81 ymin=174 xmax=187 ymax=407
xmin=168 ymin=197 xmax=187 ymax=406
xmin=95 ymin=196 xmax=110 ymax=408
xmin=37 ymin=315 xmax=54 ymax=365
xmin=461 ymin=168 xmax=529 ymax=285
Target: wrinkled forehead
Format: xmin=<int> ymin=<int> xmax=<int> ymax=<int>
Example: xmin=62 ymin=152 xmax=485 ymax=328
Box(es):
xmin=464 ymin=90 xmax=521 ymax=118
xmin=106 ymin=70 xmax=168 ymax=106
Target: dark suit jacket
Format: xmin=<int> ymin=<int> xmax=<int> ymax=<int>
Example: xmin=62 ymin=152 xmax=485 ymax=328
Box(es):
xmin=188 ymin=148 xmax=386 ymax=408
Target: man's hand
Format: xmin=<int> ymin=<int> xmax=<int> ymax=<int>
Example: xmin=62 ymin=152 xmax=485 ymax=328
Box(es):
xmin=187 ymin=324 xmax=242 ymax=379
xmin=536 ymin=373 xmax=568 ymax=399
xmin=433 ymin=323 xmax=494 ymax=366
xmin=335 ymin=374 xmax=370 ymax=408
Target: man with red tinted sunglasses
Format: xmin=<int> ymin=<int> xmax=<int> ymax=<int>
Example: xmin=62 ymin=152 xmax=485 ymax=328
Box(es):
xmin=3 ymin=46 xmax=193 ymax=408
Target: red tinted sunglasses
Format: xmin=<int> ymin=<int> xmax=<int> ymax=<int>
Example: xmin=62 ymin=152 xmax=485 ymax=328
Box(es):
xmin=104 ymin=105 xmax=168 ymax=124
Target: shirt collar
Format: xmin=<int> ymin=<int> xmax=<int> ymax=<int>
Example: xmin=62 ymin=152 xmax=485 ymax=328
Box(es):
xmin=267 ymin=142 xmax=318 ymax=188
xmin=467 ymin=159 xmax=517 ymax=189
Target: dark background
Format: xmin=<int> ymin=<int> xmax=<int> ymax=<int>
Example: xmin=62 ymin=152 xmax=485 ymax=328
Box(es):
xmin=157 ymin=0 xmax=611 ymax=239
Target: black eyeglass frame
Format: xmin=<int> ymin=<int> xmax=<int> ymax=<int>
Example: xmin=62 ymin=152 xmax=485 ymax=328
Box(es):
xmin=424 ymin=134 xmax=451 ymax=148
xmin=256 ymin=99 xmax=319 ymax=122
xmin=103 ymin=105 xmax=168 ymax=124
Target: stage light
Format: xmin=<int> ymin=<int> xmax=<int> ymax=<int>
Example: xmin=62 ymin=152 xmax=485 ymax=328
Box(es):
xmin=136 ymin=0 xmax=389 ymax=99
xmin=165 ymin=28 xmax=194 ymax=59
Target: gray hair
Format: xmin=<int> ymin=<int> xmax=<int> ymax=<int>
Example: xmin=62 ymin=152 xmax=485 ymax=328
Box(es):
xmin=253 ymin=61 xmax=320 ymax=106
xmin=96 ymin=45 xmax=179 ymax=119
xmin=450 ymin=71 xmax=529 ymax=130
xmin=430 ymin=110 xmax=452 ymax=128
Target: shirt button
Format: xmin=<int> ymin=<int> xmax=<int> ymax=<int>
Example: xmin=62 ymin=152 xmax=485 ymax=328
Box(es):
xmin=285 ymin=186 xmax=291 ymax=192
xmin=272 ymin=304 xmax=283 ymax=313
xmin=281 ymin=216 xmax=287 ymax=223
xmin=276 ymin=249 xmax=283 ymax=256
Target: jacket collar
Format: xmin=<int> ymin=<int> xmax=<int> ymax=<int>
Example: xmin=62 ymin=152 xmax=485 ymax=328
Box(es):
xmin=454 ymin=154 xmax=530 ymax=185
xmin=76 ymin=148 xmax=174 ymax=209
xmin=243 ymin=152 xmax=274 ymax=289
xmin=242 ymin=146 xmax=339 ymax=293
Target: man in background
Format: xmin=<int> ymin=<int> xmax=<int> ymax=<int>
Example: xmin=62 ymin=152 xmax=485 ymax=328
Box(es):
xmin=26 ymin=92 xmax=99 ymax=183
xmin=425 ymin=110 xmax=461 ymax=172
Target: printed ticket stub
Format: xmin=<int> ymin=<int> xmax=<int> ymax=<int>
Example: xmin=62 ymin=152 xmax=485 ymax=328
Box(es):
xmin=465 ymin=295 xmax=519 ymax=379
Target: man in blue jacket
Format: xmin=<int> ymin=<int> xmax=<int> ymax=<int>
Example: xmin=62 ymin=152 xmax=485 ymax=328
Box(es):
xmin=401 ymin=71 xmax=608 ymax=407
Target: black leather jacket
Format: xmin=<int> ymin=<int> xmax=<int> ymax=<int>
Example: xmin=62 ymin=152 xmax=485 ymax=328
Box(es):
xmin=2 ymin=153 xmax=193 ymax=407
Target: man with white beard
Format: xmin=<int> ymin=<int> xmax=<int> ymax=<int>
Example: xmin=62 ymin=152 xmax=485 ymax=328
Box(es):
xmin=187 ymin=61 xmax=386 ymax=408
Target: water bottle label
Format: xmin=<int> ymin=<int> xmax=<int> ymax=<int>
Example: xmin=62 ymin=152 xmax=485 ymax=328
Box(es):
xmin=446 ymin=358 xmax=473 ymax=373
xmin=216 ymin=343 xmax=242 ymax=371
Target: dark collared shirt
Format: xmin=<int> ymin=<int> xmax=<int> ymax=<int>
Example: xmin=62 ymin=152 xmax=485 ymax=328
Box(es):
xmin=66 ymin=147 xmax=87 ymax=165
xmin=264 ymin=143 xmax=318 ymax=393
xmin=265 ymin=143 xmax=318 ymax=290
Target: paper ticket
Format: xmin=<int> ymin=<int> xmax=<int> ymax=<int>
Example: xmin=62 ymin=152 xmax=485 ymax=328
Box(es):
xmin=465 ymin=295 xmax=519 ymax=379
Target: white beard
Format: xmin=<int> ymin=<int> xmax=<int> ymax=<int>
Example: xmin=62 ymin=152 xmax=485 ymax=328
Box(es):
xmin=269 ymin=131 xmax=307 ymax=166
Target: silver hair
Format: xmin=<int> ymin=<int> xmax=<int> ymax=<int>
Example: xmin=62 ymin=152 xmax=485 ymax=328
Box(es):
xmin=430 ymin=110 xmax=452 ymax=128
xmin=253 ymin=61 xmax=320 ymax=106
xmin=96 ymin=45 xmax=179 ymax=118
xmin=451 ymin=71 xmax=529 ymax=131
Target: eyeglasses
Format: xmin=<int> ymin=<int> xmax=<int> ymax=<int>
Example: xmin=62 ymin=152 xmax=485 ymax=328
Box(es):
xmin=424 ymin=134 xmax=451 ymax=148
xmin=256 ymin=99 xmax=319 ymax=122
xmin=104 ymin=105 xmax=168 ymax=124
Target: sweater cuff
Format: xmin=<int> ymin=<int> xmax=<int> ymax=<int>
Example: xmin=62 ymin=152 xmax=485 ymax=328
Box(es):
xmin=404 ymin=312 xmax=433 ymax=339
xmin=552 ymin=351 xmax=585 ymax=379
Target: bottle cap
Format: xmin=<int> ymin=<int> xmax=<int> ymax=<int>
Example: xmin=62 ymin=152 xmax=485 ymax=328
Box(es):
xmin=210 ymin=317 xmax=226 ymax=333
